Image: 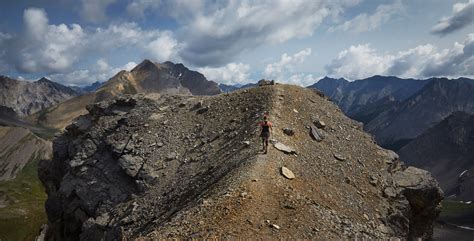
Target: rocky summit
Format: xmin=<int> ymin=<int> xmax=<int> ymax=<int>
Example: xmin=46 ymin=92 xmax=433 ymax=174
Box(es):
xmin=39 ymin=84 xmax=443 ymax=240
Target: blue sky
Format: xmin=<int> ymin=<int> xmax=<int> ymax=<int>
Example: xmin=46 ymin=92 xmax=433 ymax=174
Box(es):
xmin=0 ymin=0 xmax=473 ymax=86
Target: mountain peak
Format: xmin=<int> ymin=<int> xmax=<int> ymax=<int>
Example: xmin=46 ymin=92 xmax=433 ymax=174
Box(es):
xmin=37 ymin=77 xmax=52 ymax=83
xmin=132 ymin=59 xmax=158 ymax=72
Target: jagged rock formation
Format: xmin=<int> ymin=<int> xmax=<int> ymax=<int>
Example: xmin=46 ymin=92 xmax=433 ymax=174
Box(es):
xmin=399 ymin=112 xmax=474 ymax=201
xmin=32 ymin=60 xmax=221 ymax=130
xmin=0 ymin=76 xmax=79 ymax=116
xmin=0 ymin=126 xmax=51 ymax=181
xmin=39 ymin=84 xmax=442 ymax=240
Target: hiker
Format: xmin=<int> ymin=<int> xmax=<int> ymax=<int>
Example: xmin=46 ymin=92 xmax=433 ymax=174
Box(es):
xmin=258 ymin=114 xmax=273 ymax=154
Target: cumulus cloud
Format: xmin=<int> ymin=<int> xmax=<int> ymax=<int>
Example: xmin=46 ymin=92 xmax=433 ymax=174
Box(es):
xmin=198 ymin=62 xmax=251 ymax=85
xmin=325 ymin=34 xmax=474 ymax=79
xmin=264 ymin=48 xmax=312 ymax=80
xmin=80 ymin=0 xmax=117 ymax=23
xmin=16 ymin=8 xmax=86 ymax=73
xmin=91 ymin=23 xmax=181 ymax=62
xmin=174 ymin=0 xmax=359 ymax=66
xmin=48 ymin=59 xmax=138 ymax=86
xmin=0 ymin=9 xmax=180 ymax=79
xmin=329 ymin=0 xmax=404 ymax=33
xmin=431 ymin=0 xmax=474 ymax=36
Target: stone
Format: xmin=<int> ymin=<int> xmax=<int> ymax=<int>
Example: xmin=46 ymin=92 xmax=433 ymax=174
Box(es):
xmin=310 ymin=126 xmax=324 ymax=142
xmin=242 ymin=141 xmax=250 ymax=146
xmin=273 ymin=142 xmax=297 ymax=154
xmin=165 ymin=152 xmax=177 ymax=161
xmin=334 ymin=153 xmax=346 ymax=161
xmin=281 ymin=167 xmax=295 ymax=179
xmin=118 ymin=155 xmax=144 ymax=177
xmin=369 ymin=175 xmax=378 ymax=186
xmin=194 ymin=101 xmax=203 ymax=109
xmin=271 ymin=224 xmax=281 ymax=230
xmin=282 ymin=128 xmax=295 ymax=136
xmin=385 ymin=150 xmax=399 ymax=164
xmin=197 ymin=106 xmax=209 ymax=114
xmin=383 ymin=187 xmax=397 ymax=198
xmin=313 ymin=119 xmax=326 ymax=129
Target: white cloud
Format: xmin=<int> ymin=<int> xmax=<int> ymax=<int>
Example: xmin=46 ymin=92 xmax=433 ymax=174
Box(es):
xmin=432 ymin=0 xmax=474 ymax=36
xmin=123 ymin=62 xmax=138 ymax=71
xmin=288 ymin=73 xmax=320 ymax=87
xmin=1 ymin=9 xmax=180 ymax=80
xmin=325 ymin=34 xmax=474 ymax=79
xmin=90 ymin=23 xmax=181 ymax=62
xmin=198 ymin=62 xmax=251 ymax=85
xmin=329 ymin=0 xmax=404 ymax=33
xmin=175 ymin=0 xmax=360 ymax=66
xmin=145 ymin=31 xmax=180 ymax=62
xmin=80 ymin=0 xmax=117 ymax=23
xmin=17 ymin=8 xmax=86 ymax=73
xmin=48 ymin=60 xmax=138 ymax=86
xmin=264 ymin=48 xmax=312 ymax=80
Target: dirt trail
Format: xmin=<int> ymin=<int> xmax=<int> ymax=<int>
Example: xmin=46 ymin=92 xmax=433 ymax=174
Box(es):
xmin=42 ymin=84 xmax=443 ymax=240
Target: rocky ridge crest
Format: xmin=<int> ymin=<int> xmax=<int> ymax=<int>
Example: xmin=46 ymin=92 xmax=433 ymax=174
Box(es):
xmin=39 ymin=84 xmax=442 ymax=240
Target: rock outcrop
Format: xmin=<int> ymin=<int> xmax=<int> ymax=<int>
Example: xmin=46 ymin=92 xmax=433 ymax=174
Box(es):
xmin=39 ymin=84 xmax=442 ymax=240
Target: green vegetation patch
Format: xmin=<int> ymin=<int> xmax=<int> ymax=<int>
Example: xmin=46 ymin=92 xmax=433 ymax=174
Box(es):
xmin=440 ymin=200 xmax=474 ymax=216
xmin=0 ymin=157 xmax=47 ymax=241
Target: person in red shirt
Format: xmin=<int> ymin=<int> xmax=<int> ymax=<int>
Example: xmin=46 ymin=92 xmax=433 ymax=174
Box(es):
xmin=258 ymin=114 xmax=273 ymax=154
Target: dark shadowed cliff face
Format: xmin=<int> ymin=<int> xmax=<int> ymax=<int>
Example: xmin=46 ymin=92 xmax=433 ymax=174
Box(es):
xmin=39 ymin=84 xmax=442 ymax=240
xmin=0 ymin=76 xmax=79 ymax=116
xmin=399 ymin=112 xmax=474 ymax=201
xmin=161 ymin=61 xmax=222 ymax=95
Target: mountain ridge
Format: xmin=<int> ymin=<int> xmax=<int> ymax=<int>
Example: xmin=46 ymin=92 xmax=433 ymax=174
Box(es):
xmin=30 ymin=60 xmax=221 ymax=129
xmin=39 ymin=84 xmax=442 ymax=240
xmin=0 ymin=76 xmax=79 ymax=116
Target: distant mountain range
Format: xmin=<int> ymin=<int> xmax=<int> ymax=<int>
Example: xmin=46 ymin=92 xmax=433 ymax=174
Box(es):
xmin=0 ymin=76 xmax=79 ymax=116
xmin=309 ymin=76 xmax=474 ymax=149
xmin=70 ymin=81 xmax=103 ymax=94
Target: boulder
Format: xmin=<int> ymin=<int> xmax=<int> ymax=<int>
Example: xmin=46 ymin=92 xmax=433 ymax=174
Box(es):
xmin=310 ymin=126 xmax=324 ymax=142
xmin=313 ymin=119 xmax=326 ymax=129
xmin=273 ymin=142 xmax=297 ymax=154
xmin=281 ymin=167 xmax=295 ymax=179
xmin=392 ymin=167 xmax=443 ymax=240
xmin=282 ymin=128 xmax=295 ymax=136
